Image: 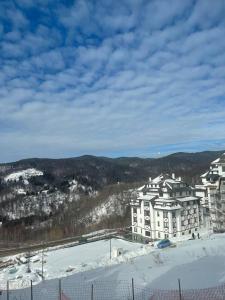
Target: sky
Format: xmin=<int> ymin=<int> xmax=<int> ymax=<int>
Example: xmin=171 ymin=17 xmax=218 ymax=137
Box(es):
xmin=0 ymin=0 xmax=225 ymax=162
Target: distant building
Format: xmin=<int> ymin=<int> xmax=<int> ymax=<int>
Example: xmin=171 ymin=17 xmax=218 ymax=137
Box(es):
xmin=195 ymin=153 xmax=225 ymax=232
xmin=131 ymin=174 xmax=203 ymax=241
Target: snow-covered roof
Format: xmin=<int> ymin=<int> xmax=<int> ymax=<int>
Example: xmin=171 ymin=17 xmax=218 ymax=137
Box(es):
xmin=195 ymin=185 xmax=207 ymax=190
xmin=154 ymin=205 xmax=181 ymax=211
xmin=137 ymin=194 xmax=156 ymax=201
xmin=176 ymin=196 xmax=199 ymax=202
xmin=211 ymin=158 xmax=220 ymax=164
xmin=137 ymin=185 xmax=145 ymax=191
xmin=200 ymin=171 xmax=209 ymax=178
xmin=151 ymin=174 xmax=181 ymax=185
xmin=165 ymin=178 xmax=180 ymax=184
xmin=152 ymin=175 xmax=163 ymax=183
xmin=211 ymin=153 xmax=225 ymax=165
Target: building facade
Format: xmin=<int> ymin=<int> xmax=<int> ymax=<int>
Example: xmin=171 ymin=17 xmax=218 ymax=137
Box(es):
xmin=131 ymin=174 xmax=203 ymax=241
xmin=195 ymin=153 xmax=225 ymax=232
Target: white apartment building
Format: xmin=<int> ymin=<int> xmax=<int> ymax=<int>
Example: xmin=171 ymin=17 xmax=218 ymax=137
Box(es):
xmin=195 ymin=153 xmax=225 ymax=232
xmin=131 ymin=174 xmax=203 ymax=241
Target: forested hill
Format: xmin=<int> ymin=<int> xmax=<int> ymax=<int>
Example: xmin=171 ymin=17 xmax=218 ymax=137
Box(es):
xmin=0 ymin=150 xmax=224 ymax=186
xmin=0 ymin=150 xmax=223 ymax=243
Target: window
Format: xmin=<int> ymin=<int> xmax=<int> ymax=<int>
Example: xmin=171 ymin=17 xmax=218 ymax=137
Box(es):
xmin=222 ymin=166 xmax=225 ymax=172
xmin=173 ymin=234 xmax=176 ymax=237
xmin=180 ymin=191 xmax=182 ymax=196
xmin=163 ymin=211 xmax=168 ymax=218
xmin=189 ymin=230 xmax=191 ymax=234
xmin=164 ymin=222 xmax=169 ymax=228
xmin=182 ymin=232 xmax=185 ymax=235
xmin=164 ymin=234 xmax=168 ymax=239
xmin=172 ymin=211 xmax=176 ymax=218
xmin=195 ymin=228 xmax=197 ymax=231
xmin=157 ymin=221 xmax=160 ymax=227
xmin=158 ymin=232 xmax=161 ymax=238
xmin=133 ymin=217 xmax=137 ymax=223
xmin=170 ymin=193 xmax=173 ymax=197
xmin=187 ymin=201 xmax=190 ymax=206
xmin=157 ymin=211 xmax=160 ymax=217
xmin=145 ymin=231 xmax=150 ymax=237
xmin=145 ymin=219 xmax=150 ymax=225
xmin=181 ymin=221 xmax=184 ymax=226
xmin=134 ymin=227 xmax=137 ymax=232
xmin=133 ymin=208 xmax=137 ymax=213
xmin=144 ymin=210 xmax=150 ymax=216
xmin=181 ymin=211 xmax=184 ymax=216
xmin=144 ymin=201 xmax=149 ymax=207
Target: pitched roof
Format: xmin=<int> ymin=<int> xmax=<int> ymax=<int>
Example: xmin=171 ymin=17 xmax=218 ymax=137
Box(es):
xmin=212 ymin=153 xmax=225 ymax=164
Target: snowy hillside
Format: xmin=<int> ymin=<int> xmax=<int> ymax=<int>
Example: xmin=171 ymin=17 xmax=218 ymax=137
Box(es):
xmin=0 ymin=151 xmax=224 ymax=244
xmin=82 ymin=192 xmax=130 ymax=225
xmin=4 ymin=168 xmax=43 ymax=184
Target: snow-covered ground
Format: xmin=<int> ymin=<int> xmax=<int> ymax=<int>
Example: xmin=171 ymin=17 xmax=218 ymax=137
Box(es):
xmin=1 ymin=232 xmax=225 ymax=293
xmin=4 ymin=168 xmax=43 ymax=184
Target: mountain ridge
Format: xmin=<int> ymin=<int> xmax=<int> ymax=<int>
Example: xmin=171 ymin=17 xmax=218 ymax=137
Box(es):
xmin=0 ymin=149 xmax=224 ymax=243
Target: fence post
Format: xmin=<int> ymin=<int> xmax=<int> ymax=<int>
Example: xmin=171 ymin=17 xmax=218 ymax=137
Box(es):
xmin=59 ymin=279 xmax=62 ymax=300
xmin=132 ymin=278 xmax=135 ymax=300
xmin=91 ymin=284 xmax=94 ymax=300
xmin=7 ymin=281 xmax=9 ymax=300
xmin=30 ymin=280 xmax=33 ymax=300
xmin=178 ymin=278 xmax=182 ymax=300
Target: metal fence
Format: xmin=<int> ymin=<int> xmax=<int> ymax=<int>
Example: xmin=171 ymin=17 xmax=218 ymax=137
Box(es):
xmin=1 ymin=278 xmax=225 ymax=300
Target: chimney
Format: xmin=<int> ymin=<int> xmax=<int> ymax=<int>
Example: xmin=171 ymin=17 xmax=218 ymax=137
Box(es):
xmin=172 ymin=173 xmax=175 ymax=179
xmin=149 ymin=177 xmax=152 ymax=182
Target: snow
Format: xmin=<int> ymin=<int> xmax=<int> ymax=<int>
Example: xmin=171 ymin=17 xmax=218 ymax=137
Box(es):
xmin=84 ymin=194 xmax=126 ymax=224
xmin=16 ymin=188 xmax=26 ymax=195
xmin=4 ymin=168 xmax=43 ymax=184
xmin=212 ymin=158 xmax=220 ymax=164
xmin=1 ymin=233 xmax=225 ymax=293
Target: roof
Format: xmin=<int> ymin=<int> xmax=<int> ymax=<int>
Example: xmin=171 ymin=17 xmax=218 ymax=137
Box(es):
xmin=212 ymin=153 xmax=225 ymax=165
xmin=137 ymin=194 xmax=156 ymax=201
xmin=137 ymin=185 xmax=145 ymax=191
xmin=154 ymin=205 xmax=181 ymax=211
xmin=176 ymin=196 xmax=199 ymax=202
xmin=151 ymin=174 xmax=177 ymax=184
xmin=152 ymin=175 xmax=164 ymax=183
xmin=211 ymin=158 xmax=220 ymax=164
xmin=200 ymin=171 xmax=209 ymax=178
xmin=195 ymin=185 xmax=207 ymax=191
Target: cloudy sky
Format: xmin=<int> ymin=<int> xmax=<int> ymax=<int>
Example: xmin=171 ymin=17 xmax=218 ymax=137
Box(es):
xmin=0 ymin=0 xmax=225 ymax=162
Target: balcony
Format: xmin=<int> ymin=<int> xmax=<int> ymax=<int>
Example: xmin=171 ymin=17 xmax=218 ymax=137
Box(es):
xmin=130 ymin=199 xmax=141 ymax=207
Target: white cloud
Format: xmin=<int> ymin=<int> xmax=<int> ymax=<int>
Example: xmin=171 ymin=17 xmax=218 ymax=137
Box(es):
xmin=0 ymin=0 xmax=225 ymax=162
